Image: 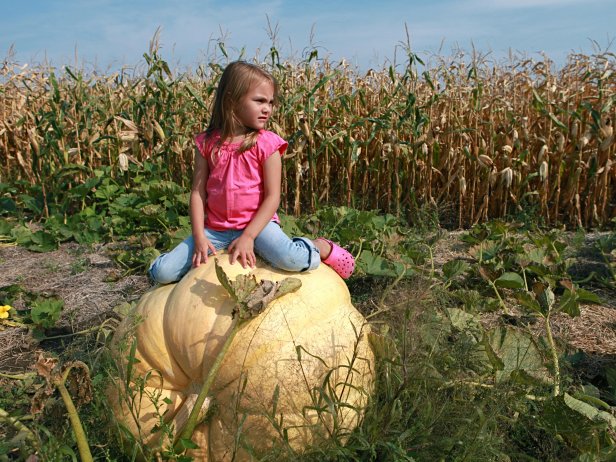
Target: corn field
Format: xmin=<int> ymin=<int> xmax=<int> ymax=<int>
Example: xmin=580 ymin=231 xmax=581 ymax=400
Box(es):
xmin=1 ymin=46 xmax=615 ymax=228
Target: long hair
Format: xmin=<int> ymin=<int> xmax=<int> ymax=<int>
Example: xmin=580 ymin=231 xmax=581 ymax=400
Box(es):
xmin=206 ymin=61 xmax=278 ymax=153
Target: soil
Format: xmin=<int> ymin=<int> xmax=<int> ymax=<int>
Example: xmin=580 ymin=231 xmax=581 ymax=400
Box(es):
xmin=0 ymin=231 xmax=615 ymax=375
xmin=0 ymin=242 xmax=151 ymax=372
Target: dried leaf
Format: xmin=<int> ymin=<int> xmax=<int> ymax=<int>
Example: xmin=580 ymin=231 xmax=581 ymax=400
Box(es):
xmin=30 ymin=385 xmax=54 ymax=415
xmin=214 ymin=259 xmax=301 ymax=320
xmin=34 ymin=354 xmax=58 ymax=382
xmin=63 ymin=361 xmax=93 ymax=406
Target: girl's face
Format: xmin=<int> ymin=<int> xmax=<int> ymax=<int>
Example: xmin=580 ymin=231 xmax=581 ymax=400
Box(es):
xmin=233 ymin=79 xmax=275 ymax=134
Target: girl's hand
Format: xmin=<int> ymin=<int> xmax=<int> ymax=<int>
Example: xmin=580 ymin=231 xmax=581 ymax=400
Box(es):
xmin=192 ymin=236 xmax=217 ymax=268
xmin=228 ymin=234 xmax=256 ymax=269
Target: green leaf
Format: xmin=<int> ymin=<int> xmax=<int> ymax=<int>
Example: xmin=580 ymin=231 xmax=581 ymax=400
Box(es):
xmin=481 ymin=332 xmax=505 ymax=372
xmin=539 ymin=394 xmax=611 ymax=452
xmin=446 ymin=308 xmax=481 ymax=332
xmin=509 ymin=369 xmax=549 ymax=387
xmin=494 ymin=272 xmax=525 ymax=289
xmin=185 ymin=82 xmax=208 ymax=111
xmin=606 ymin=368 xmax=616 ymax=400
xmin=0 ymin=198 xmax=16 ymax=214
xmin=576 ymin=288 xmax=602 ymax=304
xmin=527 ymin=264 xmax=550 ymax=278
xmin=11 ymin=225 xmax=58 ymax=253
xmin=0 ymin=218 xmax=15 ymax=236
xmin=515 ymin=290 xmax=544 ymax=315
xmin=535 ymin=284 xmax=555 ymax=312
xmin=532 ymin=88 xmax=545 ymax=108
xmin=177 ymin=438 xmax=199 ymax=450
xmin=486 ymin=327 xmax=549 ymax=384
xmin=527 ymin=247 xmax=546 ymax=264
xmin=442 ymin=259 xmax=470 ymax=280
xmin=563 ymin=393 xmax=616 ymax=429
xmin=557 ymin=289 xmax=580 ymax=317
xmin=573 ymin=391 xmax=612 ymax=411
xmin=358 ymin=250 xmax=406 ymax=277
xmin=547 ymin=111 xmax=568 ymax=131
xmin=30 ymin=297 xmax=64 ymax=328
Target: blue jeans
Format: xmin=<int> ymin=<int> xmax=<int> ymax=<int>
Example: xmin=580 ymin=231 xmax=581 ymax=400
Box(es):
xmin=148 ymin=222 xmax=321 ymax=284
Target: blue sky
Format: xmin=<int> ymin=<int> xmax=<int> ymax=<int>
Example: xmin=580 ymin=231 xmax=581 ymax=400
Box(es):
xmin=2 ymin=0 xmax=614 ymax=72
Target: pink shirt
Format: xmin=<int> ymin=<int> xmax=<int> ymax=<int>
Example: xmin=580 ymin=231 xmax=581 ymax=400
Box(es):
xmin=194 ymin=129 xmax=288 ymax=230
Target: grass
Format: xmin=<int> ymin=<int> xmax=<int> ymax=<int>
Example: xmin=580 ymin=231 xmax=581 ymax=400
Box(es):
xmin=1 ymin=255 xmax=615 ymax=460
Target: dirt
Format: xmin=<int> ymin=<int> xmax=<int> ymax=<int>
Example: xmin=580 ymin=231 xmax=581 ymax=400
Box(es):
xmin=0 ymin=242 xmax=151 ymax=372
xmin=0 ymin=231 xmax=614 ymax=374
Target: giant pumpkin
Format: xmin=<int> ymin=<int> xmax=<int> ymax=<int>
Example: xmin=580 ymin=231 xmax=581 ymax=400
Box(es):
xmin=111 ymin=255 xmax=374 ymax=461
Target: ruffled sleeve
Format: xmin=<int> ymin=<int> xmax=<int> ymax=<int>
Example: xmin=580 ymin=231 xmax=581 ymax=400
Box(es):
xmin=194 ymin=131 xmax=217 ymax=158
xmin=256 ymin=130 xmax=288 ymax=162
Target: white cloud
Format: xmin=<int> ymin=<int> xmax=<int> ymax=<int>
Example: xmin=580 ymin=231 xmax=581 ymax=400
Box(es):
xmin=464 ymin=0 xmax=604 ymax=9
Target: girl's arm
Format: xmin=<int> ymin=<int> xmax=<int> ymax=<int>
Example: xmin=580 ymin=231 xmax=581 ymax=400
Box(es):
xmin=190 ymin=148 xmax=217 ymax=267
xmin=228 ymin=151 xmax=282 ymax=268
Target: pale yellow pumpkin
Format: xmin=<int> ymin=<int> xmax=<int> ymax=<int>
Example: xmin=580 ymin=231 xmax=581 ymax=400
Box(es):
xmin=111 ymin=255 xmax=374 ymax=461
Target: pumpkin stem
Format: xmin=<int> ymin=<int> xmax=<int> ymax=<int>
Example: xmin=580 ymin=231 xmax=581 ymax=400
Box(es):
xmin=173 ymin=320 xmax=239 ymax=453
xmin=173 ymin=261 xmax=302 ymax=455
xmin=54 ymin=364 xmax=94 ymax=462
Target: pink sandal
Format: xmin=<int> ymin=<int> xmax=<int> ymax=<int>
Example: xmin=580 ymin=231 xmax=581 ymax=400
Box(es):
xmin=319 ymin=238 xmax=355 ymax=279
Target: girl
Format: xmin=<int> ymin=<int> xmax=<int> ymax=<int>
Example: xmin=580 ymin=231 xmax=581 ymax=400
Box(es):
xmin=148 ymin=61 xmax=354 ymax=284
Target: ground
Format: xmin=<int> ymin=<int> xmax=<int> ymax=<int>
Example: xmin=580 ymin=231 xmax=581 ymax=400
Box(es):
xmin=0 ymin=242 xmax=150 ymax=372
xmin=0 ymin=231 xmax=615 ymax=375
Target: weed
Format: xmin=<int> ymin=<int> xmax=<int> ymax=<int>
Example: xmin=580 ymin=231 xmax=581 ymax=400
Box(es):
xmin=70 ymin=257 xmax=89 ymax=275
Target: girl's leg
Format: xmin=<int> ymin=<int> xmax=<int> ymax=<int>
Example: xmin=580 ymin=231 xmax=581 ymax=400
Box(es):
xmin=254 ymin=222 xmax=320 ymax=272
xmin=148 ymin=229 xmax=237 ymax=284
xmin=147 ymin=235 xmax=194 ymax=284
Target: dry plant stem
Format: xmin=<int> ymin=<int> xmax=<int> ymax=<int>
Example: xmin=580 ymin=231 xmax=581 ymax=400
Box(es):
xmin=174 ymin=320 xmax=240 ymax=453
xmin=544 ymin=313 xmax=561 ymax=396
xmin=440 ymin=380 xmax=494 ymax=390
xmin=54 ymin=367 xmax=93 ymax=462
xmin=1 ymin=320 xmax=28 ymax=328
xmin=0 ymin=372 xmax=36 ymax=380
xmin=42 ymin=323 xmax=112 ymax=341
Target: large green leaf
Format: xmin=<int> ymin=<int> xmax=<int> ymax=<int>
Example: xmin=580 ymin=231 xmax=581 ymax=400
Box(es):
xmin=494 ymin=272 xmax=525 ymax=289
xmin=442 ymin=259 xmax=470 ymax=280
xmin=558 ymin=289 xmax=581 ymax=317
xmin=446 ymin=307 xmax=481 ymax=333
xmin=539 ymin=394 xmax=614 ymax=453
xmin=576 ymin=288 xmax=602 ymax=304
xmin=12 ymin=226 xmax=58 ymax=253
xmin=563 ymin=393 xmax=616 ymax=428
xmin=515 ymin=290 xmax=545 ymax=316
xmin=0 ymin=218 xmax=15 ymax=236
xmin=486 ymin=327 xmax=549 ymax=384
xmin=357 ymin=250 xmax=406 ymax=277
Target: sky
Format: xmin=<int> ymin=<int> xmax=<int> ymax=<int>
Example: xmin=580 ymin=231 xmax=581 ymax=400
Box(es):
xmin=1 ymin=0 xmax=615 ymax=73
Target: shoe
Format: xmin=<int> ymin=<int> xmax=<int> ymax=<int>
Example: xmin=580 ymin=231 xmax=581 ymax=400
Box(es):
xmin=319 ymin=238 xmax=355 ymax=279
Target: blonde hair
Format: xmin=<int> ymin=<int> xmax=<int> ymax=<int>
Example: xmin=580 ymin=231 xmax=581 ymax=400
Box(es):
xmin=206 ymin=61 xmax=278 ymax=153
